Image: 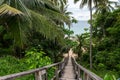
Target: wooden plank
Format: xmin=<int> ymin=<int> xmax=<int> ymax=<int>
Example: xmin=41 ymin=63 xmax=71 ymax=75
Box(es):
xmin=60 ymin=56 xmax=76 ymax=80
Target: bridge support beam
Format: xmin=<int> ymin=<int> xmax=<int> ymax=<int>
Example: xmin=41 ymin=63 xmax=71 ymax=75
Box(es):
xmin=84 ymin=72 xmax=90 ymax=80
xmin=55 ymin=68 xmax=59 ymax=80
xmin=77 ymin=68 xmax=80 ymax=80
xmin=35 ymin=71 xmax=42 ymax=80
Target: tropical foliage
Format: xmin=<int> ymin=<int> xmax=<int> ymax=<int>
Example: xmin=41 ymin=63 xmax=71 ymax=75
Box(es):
xmin=0 ymin=49 xmax=52 ymax=79
xmin=0 ymin=0 xmax=72 ymax=57
xmin=74 ymin=0 xmax=102 ymax=69
xmin=1 ymin=0 xmax=120 ymax=79
xmin=0 ymin=0 xmax=73 ymax=78
xmin=0 ymin=0 xmax=70 ymax=47
xmin=73 ymin=4 xmax=120 ymax=79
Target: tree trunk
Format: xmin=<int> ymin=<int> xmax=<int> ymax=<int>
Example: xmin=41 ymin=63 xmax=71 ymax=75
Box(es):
xmin=90 ymin=2 xmax=92 ymax=69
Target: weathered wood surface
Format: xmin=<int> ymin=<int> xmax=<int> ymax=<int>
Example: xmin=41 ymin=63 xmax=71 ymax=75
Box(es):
xmin=60 ymin=49 xmax=76 ymax=80
xmin=60 ymin=57 xmax=76 ymax=80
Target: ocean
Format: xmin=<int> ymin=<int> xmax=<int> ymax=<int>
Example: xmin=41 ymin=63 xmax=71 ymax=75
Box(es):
xmin=70 ymin=20 xmax=90 ymax=35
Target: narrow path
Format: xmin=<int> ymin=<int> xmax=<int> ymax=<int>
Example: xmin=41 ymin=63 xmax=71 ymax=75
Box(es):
xmin=60 ymin=49 xmax=76 ymax=80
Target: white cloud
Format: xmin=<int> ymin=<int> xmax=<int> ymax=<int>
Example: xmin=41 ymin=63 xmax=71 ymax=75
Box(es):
xmin=67 ymin=0 xmax=119 ymax=21
xmin=67 ymin=0 xmax=90 ymax=20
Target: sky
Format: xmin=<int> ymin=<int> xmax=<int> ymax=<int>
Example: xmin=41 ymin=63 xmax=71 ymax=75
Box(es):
xmin=67 ymin=0 xmax=119 ymax=21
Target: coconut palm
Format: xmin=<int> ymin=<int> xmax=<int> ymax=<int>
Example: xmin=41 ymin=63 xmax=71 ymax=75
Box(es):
xmin=49 ymin=0 xmax=72 ymax=26
xmin=0 ymin=0 xmax=71 ymax=47
xmin=95 ymin=1 xmax=115 ymax=14
xmin=75 ymin=35 xmax=83 ymax=61
xmin=74 ymin=0 xmax=104 ymax=69
xmin=94 ymin=1 xmax=115 ymax=37
xmin=50 ymin=0 xmax=68 ymax=8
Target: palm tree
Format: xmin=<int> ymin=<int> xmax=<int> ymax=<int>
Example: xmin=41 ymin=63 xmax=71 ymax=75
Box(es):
xmin=74 ymin=0 xmax=103 ymax=69
xmin=94 ymin=1 xmax=115 ymax=37
xmin=50 ymin=0 xmax=72 ymax=26
xmin=50 ymin=0 xmax=68 ymax=8
xmin=75 ymin=35 xmax=83 ymax=61
xmin=0 ymin=0 xmax=72 ymax=57
xmin=95 ymin=1 xmax=115 ymax=14
xmin=0 ymin=0 xmax=70 ymax=47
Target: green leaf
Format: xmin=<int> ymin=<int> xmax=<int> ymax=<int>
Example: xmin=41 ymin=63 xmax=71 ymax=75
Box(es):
xmin=104 ymin=73 xmax=116 ymax=80
xmin=0 ymin=4 xmax=23 ymax=16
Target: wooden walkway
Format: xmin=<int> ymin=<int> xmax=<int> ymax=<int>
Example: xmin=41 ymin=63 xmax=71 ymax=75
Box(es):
xmin=60 ymin=50 xmax=76 ymax=80
xmin=0 ymin=49 xmax=102 ymax=80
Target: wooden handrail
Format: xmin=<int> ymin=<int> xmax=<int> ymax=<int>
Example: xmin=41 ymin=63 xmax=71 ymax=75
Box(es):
xmin=0 ymin=57 xmax=68 ymax=80
xmin=72 ymin=57 xmax=103 ymax=80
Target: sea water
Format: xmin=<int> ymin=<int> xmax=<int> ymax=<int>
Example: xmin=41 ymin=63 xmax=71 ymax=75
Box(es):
xmin=70 ymin=20 xmax=90 ymax=35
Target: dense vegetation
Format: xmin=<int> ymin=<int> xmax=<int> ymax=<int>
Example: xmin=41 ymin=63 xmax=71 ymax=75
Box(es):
xmin=73 ymin=4 xmax=120 ymax=79
xmin=0 ymin=0 xmax=75 ymax=79
xmin=0 ymin=0 xmax=120 ymax=79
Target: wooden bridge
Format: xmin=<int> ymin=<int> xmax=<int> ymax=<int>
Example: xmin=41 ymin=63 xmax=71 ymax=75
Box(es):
xmin=0 ymin=50 xmax=102 ymax=80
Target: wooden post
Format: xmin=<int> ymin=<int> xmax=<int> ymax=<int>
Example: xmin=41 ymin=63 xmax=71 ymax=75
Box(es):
xmin=75 ymin=65 xmax=77 ymax=71
xmin=86 ymin=75 xmax=89 ymax=80
xmin=35 ymin=71 xmax=42 ymax=80
xmin=77 ymin=68 xmax=80 ymax=80
xmin=45 ymin=69 xmax=48 ymax=80
xmin=84 ymin=72 xmax=89 ymax=80
xmin=55 ymin=67 xmax=59 ymax=80
xmin=73 ymin=61 xmax=75 ymax=69
xmin=59 ymin=63 xmax=62 ymax=77
xmin=59 ymin=63 xmax=61 ymax=70
xmin=83 ymin=72 xmax=85 ymax=80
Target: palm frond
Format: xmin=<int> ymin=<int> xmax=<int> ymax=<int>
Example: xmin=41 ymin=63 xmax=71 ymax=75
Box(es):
xmin=80 ymin=0 xmax=88 ymax=8
xmin=0 ymin=0 xmax=31 ymax=18
xmin=21 ymin=0 xmax=71 ymax=26
xmin=0 ymin=0 xmax=67 ymax=47
xmin=0 ymin=4 xmax=23 ymax=16
xmin=65 ymin=12 xmax=73 ymax=15
xmin=0 ymin=4 xmax=30 ymax=47
xmin=8 ymin=16 xmax=29 ymax=47
xmin=30 ymin=10 xmax=64 ymax=42
xmin=21 ymin=0 xmax=60 ymax=12
xmin=21 ymin=0 xmax=70 ymax=25
xmin=38 ymin=7 xmax=71 ymax=25
xmin=94 ymin=0 xmax=115 ymax=14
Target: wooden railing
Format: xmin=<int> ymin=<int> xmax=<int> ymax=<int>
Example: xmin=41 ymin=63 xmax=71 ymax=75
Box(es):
xmin=72 ymin=57 xmax=103 ymax=80
xmin=0 ymin=57 xmax=68 ymax=80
